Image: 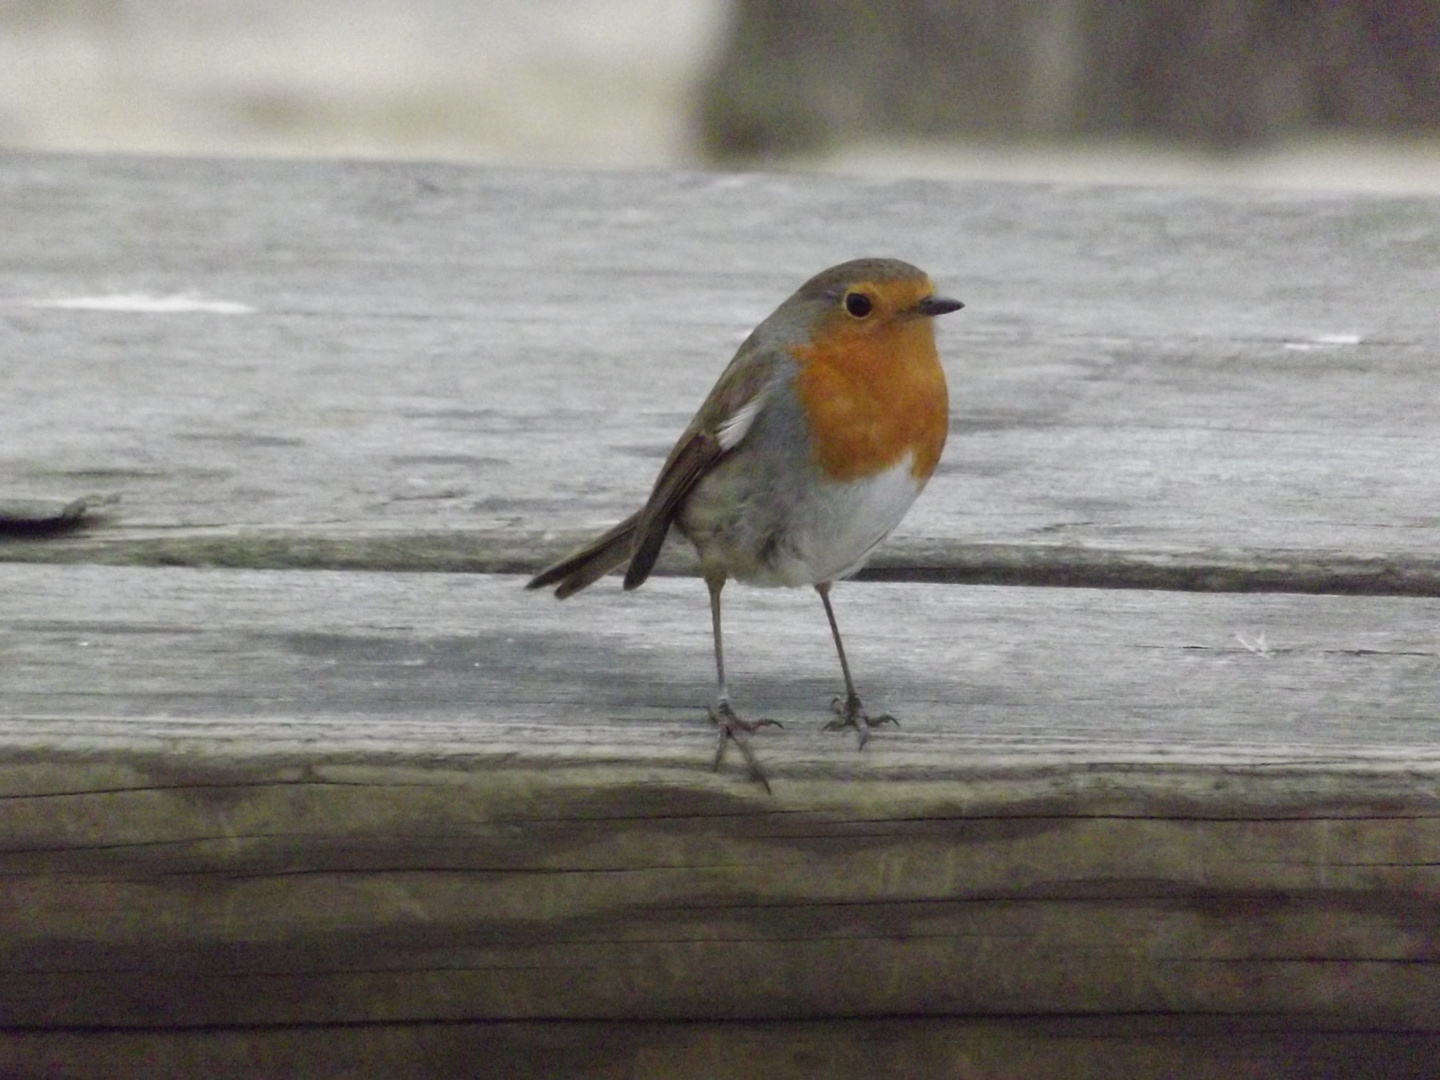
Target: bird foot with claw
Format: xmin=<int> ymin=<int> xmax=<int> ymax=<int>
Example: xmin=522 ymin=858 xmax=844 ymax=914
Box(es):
xmin=709 ymin=699 xmax=782 ymax=792
xmin=823 ymin=694 xmax=898 ymax=749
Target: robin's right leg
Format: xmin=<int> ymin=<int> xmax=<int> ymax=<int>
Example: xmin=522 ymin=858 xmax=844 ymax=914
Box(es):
xmin=705 ymin=573 xmax=780 ymax=792
xmin=815 ymin=581 xmax=898 ymax=749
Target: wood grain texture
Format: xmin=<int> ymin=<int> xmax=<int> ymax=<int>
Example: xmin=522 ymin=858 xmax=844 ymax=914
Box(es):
xmin=3 ymin=154 xmax=1439 ymax=590
xmin=4 ymin=564 xmax=1440 ymax=765
xmin=3 ymin=155 xmax=1439 ymax=1071
xmin=2 ymin=565 xmax=1437 ymax=1042
xmin=3 ymin=1019 xmax=1436 ymax=1080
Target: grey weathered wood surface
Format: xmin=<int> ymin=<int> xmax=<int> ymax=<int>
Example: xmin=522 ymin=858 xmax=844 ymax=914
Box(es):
xmin=2 ymin=154 xmax=1439 ymax=1076
xmin=3 ymin=565 xmax=1438 ymax=1075
xmin=6 ymin=564 xmax=1440 ymax=764
xmin=5 ymin=565 xmax=1440 ymax=764
xmin=4 ymin=154 xmax=1440 ymax=589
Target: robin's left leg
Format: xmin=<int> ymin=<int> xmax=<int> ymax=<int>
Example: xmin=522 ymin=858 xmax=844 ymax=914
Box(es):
xmin=705 ymin=572 xmax=780 ymax=790
xmin=816 ymin=581 xmax=898 ymax=749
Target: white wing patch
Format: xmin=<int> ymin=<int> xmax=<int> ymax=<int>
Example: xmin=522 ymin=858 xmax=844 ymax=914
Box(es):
xmin=25 ymin=293 xmax=255 ymax=314
xmin=716 ymin=395 xmax=763 ymax=451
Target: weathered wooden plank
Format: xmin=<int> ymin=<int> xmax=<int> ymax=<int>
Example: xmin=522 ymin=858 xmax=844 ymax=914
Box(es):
xmin=3 ymin=753 xmax=1437 ymax=1027
xmin=1 ymin=565 xmax=1436 ymax=1037
xmin=3 ymin=154 xmax=1439 ymax=587
xmin=10 ymin=527 xmax=1440 ymax=598
xmin=3 ymin=153 xmax=1438 ymax=1068
xmin=2 ymin=1018 xmax=1435 ymax=1080
xmin=3 ymin=564 xmax=1440 ymax=764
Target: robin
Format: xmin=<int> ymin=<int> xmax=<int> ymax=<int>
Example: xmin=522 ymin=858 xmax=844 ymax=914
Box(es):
xmin=528 ymin=258 xmax=962 ymax=788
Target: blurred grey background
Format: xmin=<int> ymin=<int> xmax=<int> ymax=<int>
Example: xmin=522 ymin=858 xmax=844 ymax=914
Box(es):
xmin=4 ymin=0 xmax=1439 ymax=191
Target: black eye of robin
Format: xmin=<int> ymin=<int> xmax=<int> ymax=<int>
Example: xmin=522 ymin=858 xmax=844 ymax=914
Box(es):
xmin=843 ymin=291 xmax=873 ymax=318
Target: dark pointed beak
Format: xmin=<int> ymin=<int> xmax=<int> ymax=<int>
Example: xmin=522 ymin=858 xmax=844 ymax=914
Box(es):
xmin=917 ymin=295 xmax=964 ymax=317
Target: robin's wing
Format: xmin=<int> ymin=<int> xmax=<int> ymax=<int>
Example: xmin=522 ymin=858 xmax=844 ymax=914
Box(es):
xmin=622 ymin=349 xmax=779 ymax=590
xmin=622 ymin=429 xmax=719 ymax=590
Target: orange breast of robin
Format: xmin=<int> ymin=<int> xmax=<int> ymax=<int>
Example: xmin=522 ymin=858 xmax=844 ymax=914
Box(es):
xmin=790 ymin=282 xmax=950 ymax=484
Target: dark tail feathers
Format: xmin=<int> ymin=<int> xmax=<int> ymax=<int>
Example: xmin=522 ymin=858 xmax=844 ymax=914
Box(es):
xmin=526 ymin=512 xmax=642 ymax=599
